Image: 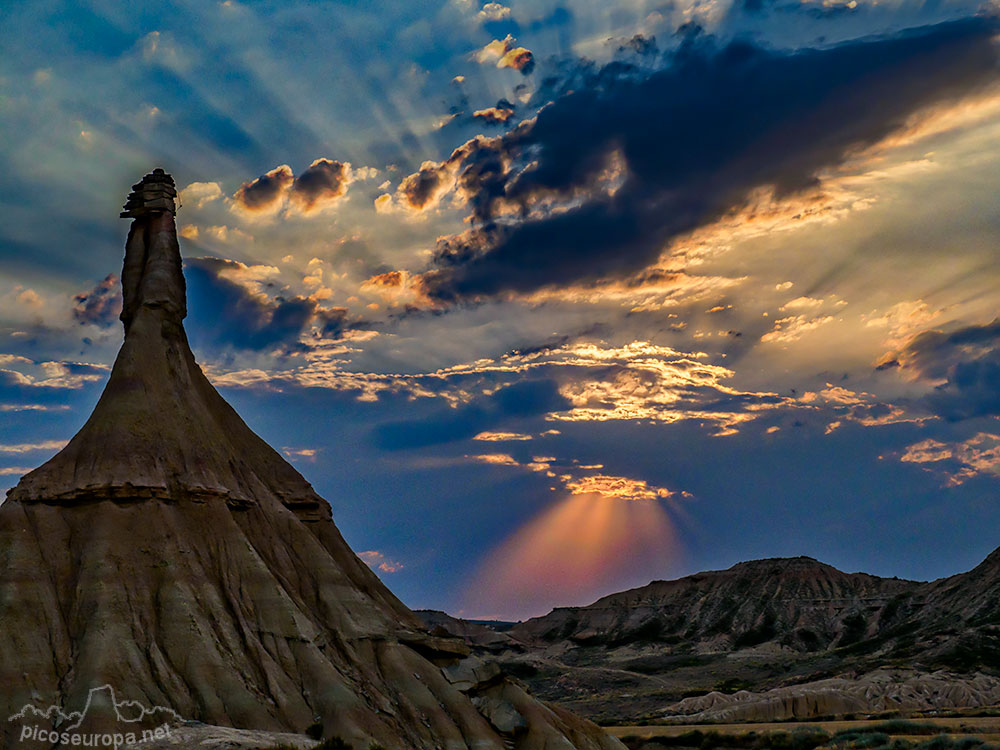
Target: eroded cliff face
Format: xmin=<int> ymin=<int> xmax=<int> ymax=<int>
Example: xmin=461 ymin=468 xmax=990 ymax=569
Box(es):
xmin=423 ymin=553 xmax=1000 ymax=724
xmin=0 ymin=170 xmax=623 ymax=750
xmin=508 ymin=556 xmax=916 ymax=652
xmin=660 ymin=670 xmax=1000 ymax=723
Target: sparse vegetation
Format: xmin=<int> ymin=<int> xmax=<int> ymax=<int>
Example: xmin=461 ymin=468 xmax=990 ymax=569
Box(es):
xmin=713 ymin=677 xmax=755 ymax=694
xmin=619 ymin=726 xmax=833 ymax=750
xmin=863 ymin=721 xmax=948 ymax=736
xmin=312 ymin=738 xmax=354 ymax=750
xmin=617 ymin=721 xmax=1000 ymax=750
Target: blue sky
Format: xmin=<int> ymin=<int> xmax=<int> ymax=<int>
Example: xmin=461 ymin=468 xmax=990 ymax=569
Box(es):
xmin=2 ymin=0 xmax=1000 ymax=619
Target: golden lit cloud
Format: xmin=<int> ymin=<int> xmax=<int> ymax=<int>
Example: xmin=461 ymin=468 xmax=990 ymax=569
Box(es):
xmin=474 ymin=34 xmax=534 ymax=73
xmin=760 ymin=314 xmax=836 ymax=344
xmin=472 ymin=431 xmax=533 ymax=441
xmin=563 ymin=473 xmax=687 ymax=501
xmin=232 ymin=164 xmax=294 ymax=215
xmin=901 ymin=433 xmax=1000 ymax=486
xmin=179 ymin=181 xmax=223 ymax=209
xmin=473 ymin=105 xmax=515 ymax=124
xmin=470 ymin=453 xmax=520 ymax=466
xmin=358 ymin=549 xmax=405 ymax=573
xmin=863 ymin=300 xmax=942 ymax=347
xmin=208 ymin=339 xmax=787 ymax=435
xmin=0 ymin=439 xmax=68 ymax=454
xmin=282 ymin=447 xmax=318 ymax=460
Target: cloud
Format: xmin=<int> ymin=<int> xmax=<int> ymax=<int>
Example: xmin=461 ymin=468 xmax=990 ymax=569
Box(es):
xmin=470 ymin=452 xmax=520 ymax=465
xmin=797 ymin=384 xmax=923 ymax=428
xmin=215 ymin=339 xmax=787 ymax=437
xmin=365 ymin=271 xmax=405 ymax=289
xmin=232 ymin=164 xmax=294 ymax=213
xmin=360 ymin=270 xmax=429 ymax=307
xmin=179 ymin=181 xmax=223 ymax=209
xmin=478 ymin=2 xmax=511 ymax=22
xmin=466 ymin=449 xmax=690 ymax=501
xmin=419 ymin=17 xmax=999 ymax=301
xmin=209 ymin=335 xmax=923 ymax=438
xmin=475 ymin=34 xmax=535 ymax=74
xmin=377 ymin=136 xmax=500 ymax=214
xmin=563 ymin=473 xmax=683 ymax=501
xmin=475 ymin=34 xmax=514 ymax=63
xmin=901 ymin=433 xmax=1000 ymax=486
xmin=0 ymin=358 xmax=107 ymax=391
xmin=498 ymin=46 xmax=534 ymax=74
xmin=472 ymin=431 xmax=532 ymax=441
xmin=760 ymin=313 xmax=835 ymax=344
xmin=15 ymin=288 xmax=43 ymax=308
xmin=289 ymin=158 xmax=351 ymax=212
xmin=233 ymin=160 xmax=372 ymax=216
xmin=72 ymin=274 xmax=122 ymax=327
xmin=0 ymin=404 xmax=70 ymax=413
xmin=358 ymin=550 xmax=404 ymax=573
xmin=185 ymin=257 xmax=350 ymax=351
xmin=879 ymin=320 xmax=1000 ymax=419
xmin=183 ymin=224 xmax=254 ymax=244
xmin=282 ymin=447 xmax=318 ymax=460
xmin=0 ymin=439 xmax=68 ymax=454
xmin=863 ymin=300 xmax=941 ymax=347
xmin=473 ymin=99 xmax=516 ymax=125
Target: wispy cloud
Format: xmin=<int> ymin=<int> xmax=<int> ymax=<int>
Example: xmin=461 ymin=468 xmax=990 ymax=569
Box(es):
xmin=901 ymin=433 xmax=1000 ymax=485
xmin=0 ymin=440 xmax=67 ymax=454
xmin=358 ymin=550 xmax=405 ymax=573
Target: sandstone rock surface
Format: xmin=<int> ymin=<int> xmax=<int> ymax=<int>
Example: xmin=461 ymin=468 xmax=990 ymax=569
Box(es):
xmin=0 ymin=170 xmax=623 ymax=750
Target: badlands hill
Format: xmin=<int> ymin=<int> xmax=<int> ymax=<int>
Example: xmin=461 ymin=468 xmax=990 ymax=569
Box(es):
xmin=422 ymin=552 xmax=1000 ymax=724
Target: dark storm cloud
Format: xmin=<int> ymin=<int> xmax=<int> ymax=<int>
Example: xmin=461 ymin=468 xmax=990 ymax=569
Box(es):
xmin=421 ymin=17 xmax=1000 ymax=301
xmin=290 ymin=158 xmax=350 ymax=210
xmin=184 ymin=257 xmax=349 ymax=351
xmin=72 ymin=274 xmax=122 ymax=327
xmin=232 ymin=165 xmax=294 ymax=212
xmin=373 ymin=379 xmax=569 ymax=450
xmin=614 ymin=34 xmax=659 ymax=57
xmin=884 ymin=320 xmax=1000 ymax=420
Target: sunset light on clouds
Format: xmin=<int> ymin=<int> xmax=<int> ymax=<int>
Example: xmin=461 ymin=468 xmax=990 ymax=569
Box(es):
xmin=3 ymin=0 xmax=1000 ymax=619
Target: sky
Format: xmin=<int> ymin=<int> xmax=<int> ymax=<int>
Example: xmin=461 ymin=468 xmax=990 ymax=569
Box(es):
xmin=2 ymin=0 xmax=1000 ymax=620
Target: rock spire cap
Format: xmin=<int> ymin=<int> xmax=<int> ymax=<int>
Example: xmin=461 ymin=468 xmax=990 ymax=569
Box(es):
xmin=120 ymin=167 xmax=177 ymax=218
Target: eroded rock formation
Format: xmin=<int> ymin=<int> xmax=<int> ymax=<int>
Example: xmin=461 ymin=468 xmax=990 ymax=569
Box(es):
xmin=660 ymin=669 xmax=1000 ymax=723
xmin=0 ymin=170 xmax=623 ymax=750
xmin=429 ymin=553 xmax=1000 ymax=723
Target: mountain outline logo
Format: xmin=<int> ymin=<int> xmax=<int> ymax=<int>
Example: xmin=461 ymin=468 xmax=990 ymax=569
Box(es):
xmin=8 ymin=685 xmax=183 ymax=748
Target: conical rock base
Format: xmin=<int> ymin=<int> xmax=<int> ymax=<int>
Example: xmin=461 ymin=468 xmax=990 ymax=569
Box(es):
xmin=0 ymin=171 xmax=622 ymax=750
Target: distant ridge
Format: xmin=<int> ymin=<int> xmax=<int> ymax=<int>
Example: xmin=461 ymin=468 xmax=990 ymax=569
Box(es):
xmin=421 ymin=549 xmax=1000 ymax=724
